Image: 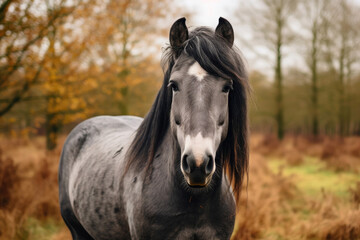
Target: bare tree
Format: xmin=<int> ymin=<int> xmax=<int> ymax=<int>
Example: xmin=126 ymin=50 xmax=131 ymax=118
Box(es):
xmin=322 ymin=0 xmax=360 ymax=135
xmin=297 ymin=0 xmax=329 ymax=136
xmin=235 ymin=0 xmax=298 ymax=139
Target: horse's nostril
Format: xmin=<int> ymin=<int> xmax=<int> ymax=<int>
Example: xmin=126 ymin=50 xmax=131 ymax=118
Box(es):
xmin=218 ymin=119 xmax=225 ymax=126
xmin=182 ymin=154 xmax=190 ymax=173
xmin=205 ymin=155 xmax=214 ymax=175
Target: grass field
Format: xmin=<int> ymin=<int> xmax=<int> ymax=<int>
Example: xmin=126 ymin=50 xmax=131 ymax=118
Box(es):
xmin=0 ymin=134 xmax=359 ymax=240
xmin=268 ymin=157 xmax=358 ymax=198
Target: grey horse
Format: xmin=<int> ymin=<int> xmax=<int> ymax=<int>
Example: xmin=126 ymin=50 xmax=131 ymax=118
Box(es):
xmin=59 ymin=17 xmax=249 ymax=240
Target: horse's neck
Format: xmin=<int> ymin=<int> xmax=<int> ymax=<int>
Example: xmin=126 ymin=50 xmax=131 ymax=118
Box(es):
xmin=156 ymin=130 xmax=179 ymax=179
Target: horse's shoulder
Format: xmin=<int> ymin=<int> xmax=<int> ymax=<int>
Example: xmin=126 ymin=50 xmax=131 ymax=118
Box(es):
xmin=62 ymin=115 xmax=143 ymax=159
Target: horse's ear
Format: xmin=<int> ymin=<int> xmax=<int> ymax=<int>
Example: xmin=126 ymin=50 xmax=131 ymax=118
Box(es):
xmin=215 ymin=17 xmax=234 ymax=47
xmin=169 ymin=17 xmax=188 ymax=56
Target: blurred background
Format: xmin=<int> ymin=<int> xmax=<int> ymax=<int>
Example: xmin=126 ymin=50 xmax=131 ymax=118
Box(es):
xmin=0 ymin=0 xmax=359 ymax=239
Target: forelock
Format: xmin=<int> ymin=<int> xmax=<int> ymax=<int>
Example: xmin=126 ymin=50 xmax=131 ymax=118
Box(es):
xmin=183 ymin=27 xmax=247 ymax=82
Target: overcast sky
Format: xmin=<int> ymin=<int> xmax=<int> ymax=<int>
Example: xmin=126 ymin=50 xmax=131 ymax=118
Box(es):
xmin=171 ymin=0 xmax=360 ymax=76
xmin=180 ymin=0 xmax=236 ymax=27
xmin=156 ymin=0 xmax=360 ymax=77
xmin=172 ymin=0 xmax=271 ymax=74
xmin=180 ymin=0 xmax=360 ymax=26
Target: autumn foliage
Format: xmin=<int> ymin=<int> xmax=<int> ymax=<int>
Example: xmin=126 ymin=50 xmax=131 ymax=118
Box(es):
xmin=1 ymin=0 xmax=171 ymax=150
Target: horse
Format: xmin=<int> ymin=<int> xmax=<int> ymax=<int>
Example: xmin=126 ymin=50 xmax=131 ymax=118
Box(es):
xmin=59 ymin=17 xmax=249 ymax=240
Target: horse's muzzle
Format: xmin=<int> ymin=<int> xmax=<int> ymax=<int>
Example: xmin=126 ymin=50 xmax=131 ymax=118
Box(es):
xmin=181 ymin=152 xmax=214 ymax=187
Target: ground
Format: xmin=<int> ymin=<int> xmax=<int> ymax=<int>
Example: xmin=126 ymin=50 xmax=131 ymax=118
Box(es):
xmin=0 ymin=134 xmax=359 ymax=240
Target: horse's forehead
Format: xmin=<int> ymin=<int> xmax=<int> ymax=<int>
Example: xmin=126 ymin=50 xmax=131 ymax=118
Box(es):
xmin=188 ymin=61 xmax=207 ymax=81
xmin=171 ymin=57 xmax=213 ymax=84
xmin=172 ymin=55 xmax=195 ymax=73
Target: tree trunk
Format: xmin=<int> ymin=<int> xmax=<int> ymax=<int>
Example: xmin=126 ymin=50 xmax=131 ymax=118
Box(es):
xmin=119 ymin=85 xmax=129 ymax=115
xmin=310 ymin=21 xmax=319 ymax=136
xmin=45 ymin=109 xmax=58 ymax=151
xmin=45 ymin=27 xmax=58 ymax=151
xmin=275 ymin=12 xmax=284 ymax=140
xmin=338 ymin=40 xmax=345 ymax=136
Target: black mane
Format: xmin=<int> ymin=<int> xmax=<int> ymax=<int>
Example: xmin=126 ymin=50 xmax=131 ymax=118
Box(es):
xmin=126 ymin=27 xmax=249 ymax=200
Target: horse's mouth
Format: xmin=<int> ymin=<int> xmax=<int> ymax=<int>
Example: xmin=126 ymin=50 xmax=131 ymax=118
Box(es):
xmin=188 ymin=183 xmax=207 ymax=188
xmin=185 ymin=176 xmax=211 ymax=188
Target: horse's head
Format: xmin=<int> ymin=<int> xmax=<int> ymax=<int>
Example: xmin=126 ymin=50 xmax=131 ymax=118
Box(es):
xmin=167 ymin=18 xmax=247 ymax=189
xmin=169 ymin=55 xmax=231 ymax=187
xmin=127 ymin=17 xmax=248 ymax=198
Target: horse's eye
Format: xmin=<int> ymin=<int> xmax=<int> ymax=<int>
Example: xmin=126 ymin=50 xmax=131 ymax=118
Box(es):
xmin=168 ymin=81 xmax=179 ymax=92
xmin=172 ymin=84 xmax=179 ymax=92
xmin=222 ymin=85 xmax=232 ymax=93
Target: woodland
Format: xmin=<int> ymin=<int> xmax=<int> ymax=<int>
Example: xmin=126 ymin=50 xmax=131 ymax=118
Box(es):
xmin=0 ymin=0 xmax=360 ymax=239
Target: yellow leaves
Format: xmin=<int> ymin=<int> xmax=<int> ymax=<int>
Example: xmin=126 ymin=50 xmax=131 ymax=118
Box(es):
xmin=1 ymin=0 xmax=175 ymax=141
xmin=114 ymin=91 xmax=124 ymax=101
xmin=84 ymin=78 xmax=98 ymax=89
xmin=63 ymin=112 xmax=87 ymax=125
xmin=69 ymin=98 xmax=85 ymax=111
xmin=8 ymin=118 xmax=16 ymax=124
xmin=101 ymin=86 xmax=112 ymax=95
xmin=128 ymin=77 xmax=144 ymax=87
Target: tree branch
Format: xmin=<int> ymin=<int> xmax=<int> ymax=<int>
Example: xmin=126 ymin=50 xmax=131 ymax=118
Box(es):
xmin=0 ymin=0 xmax=13 ymax=22
xmin=0 ymin=64 xmax=43 ymax=116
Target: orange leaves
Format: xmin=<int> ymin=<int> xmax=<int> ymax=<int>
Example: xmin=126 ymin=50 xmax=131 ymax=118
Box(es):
xmin=84 ymin=78 xmax=98 ymax=89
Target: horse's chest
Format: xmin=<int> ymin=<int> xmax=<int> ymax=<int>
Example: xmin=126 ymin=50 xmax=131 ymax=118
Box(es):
xmin=139 ymin=214 xmax=223 ymax=240
xmin=169 ymin=225 xmax=221 ymax=240
xmin=135 ymin=202 xmax=233 ymax=240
